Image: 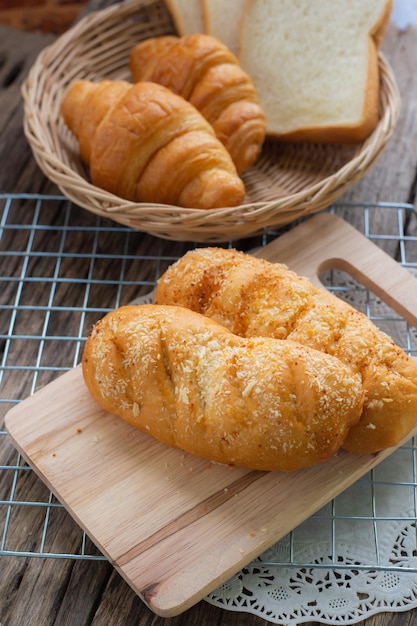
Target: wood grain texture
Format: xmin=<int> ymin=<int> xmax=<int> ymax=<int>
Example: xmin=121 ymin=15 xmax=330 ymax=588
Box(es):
xmin=337 ymin=22 xmax=417 ymax=256
xmin=1 ymin=1 xmax=417 ymax=623
xmin=5 ymin=214 xmax=417 ymax=617
xmin=259 ymin=212 xmax=417 ymax=329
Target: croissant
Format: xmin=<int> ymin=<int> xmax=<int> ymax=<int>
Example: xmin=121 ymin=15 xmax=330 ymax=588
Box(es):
xmin=129 ymin=33 xmax=266 ymax=174
xmin=82 ymin=304 xmax=364 ymax=472
xmin=61 ymin=79 xmax=245 ymax=210
xmin=154 ymin=247 xmax=417 ymax=455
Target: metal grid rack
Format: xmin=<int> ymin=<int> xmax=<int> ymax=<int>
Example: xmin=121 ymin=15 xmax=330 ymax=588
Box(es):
xmin=1 ymin=193 xmax=417 ymax=572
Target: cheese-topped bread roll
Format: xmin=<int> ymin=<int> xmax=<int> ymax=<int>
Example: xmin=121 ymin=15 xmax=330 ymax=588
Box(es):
xmin=154 ymin=247 xmax=417 ymax=454
xmin=82 ymin=304 xmax=363 ymax=471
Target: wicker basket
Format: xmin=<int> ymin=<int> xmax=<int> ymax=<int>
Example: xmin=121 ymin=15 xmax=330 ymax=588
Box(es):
xmin=22 ymin=0 xmax=401 ymax=242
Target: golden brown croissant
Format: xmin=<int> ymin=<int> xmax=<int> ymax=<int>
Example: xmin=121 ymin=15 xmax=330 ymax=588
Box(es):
xmin=128 ymin=33 xmax=266 ymax=174
xmin=154 ymin=247 xmax=417 ymax=455
xmin=82 ymin=304 xmax=364 ymax=472
xmin=61 ymin=79 xmax=245 ymax=210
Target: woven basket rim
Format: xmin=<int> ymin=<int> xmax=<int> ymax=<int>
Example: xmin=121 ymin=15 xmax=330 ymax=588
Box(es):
xmin=21 ymin=0 xmax=401 ymax=242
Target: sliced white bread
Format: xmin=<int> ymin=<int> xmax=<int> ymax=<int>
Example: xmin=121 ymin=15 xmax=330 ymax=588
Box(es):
xmin=201 ymin=0 xmax=247 ymax=56
xmin=165 ymin=0 xmax=205 ymax=35
xmin=239 ymin=0 xmax=393 ymax=143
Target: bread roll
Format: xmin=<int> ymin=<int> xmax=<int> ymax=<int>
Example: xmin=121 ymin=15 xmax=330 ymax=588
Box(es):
xmin=82 ymin=304 xmax=364 ymax=472
xmin=154 ymin=247 xmax=417 ymax=454
xmin=61 ymin=79 xmax=245 ymax=209
xmin=129 ymin=33 xmax=266 ymax=174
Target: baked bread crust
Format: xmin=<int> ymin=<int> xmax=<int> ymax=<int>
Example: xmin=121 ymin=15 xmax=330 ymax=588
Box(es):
xmin=129 ymin=33 xmax=266 ymax=174
xmin=154 ymin=247 xmax=417 ymax=454
xmin=82 ymin=304 xmax=363 ymax=471
xmin=61 ymin=79 xmax=245 ymax=209
xmin=238 ymin=0 xmax=392 ymax=143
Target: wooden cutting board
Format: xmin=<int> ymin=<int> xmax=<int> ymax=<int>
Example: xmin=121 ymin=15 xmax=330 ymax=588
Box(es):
xmin=5 ymin=213 xmax=417 ymax=618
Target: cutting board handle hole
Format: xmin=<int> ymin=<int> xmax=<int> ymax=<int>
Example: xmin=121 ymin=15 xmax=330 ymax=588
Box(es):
xmin=317 ymin=258 xmax=417 ymax=350
xmin=318 ymin=259 xmax=381 ymax=310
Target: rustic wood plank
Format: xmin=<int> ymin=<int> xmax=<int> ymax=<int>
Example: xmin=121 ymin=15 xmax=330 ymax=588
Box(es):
xmin=338 ymin=23 xmax=417 ymax=257
xmin=0 ymin=25 xmax=59 ymax=195
xmin=0 ymin=26 xmax=55 ymax=98
xmin=1 ymin=1 xmax=417 ymax=624
xmin=343 ymin=23 xmax=417 ymax=205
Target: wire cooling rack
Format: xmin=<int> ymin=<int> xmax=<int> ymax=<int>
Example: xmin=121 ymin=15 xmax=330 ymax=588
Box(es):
xmin=1 ymin=193 xmax=417 ymax=572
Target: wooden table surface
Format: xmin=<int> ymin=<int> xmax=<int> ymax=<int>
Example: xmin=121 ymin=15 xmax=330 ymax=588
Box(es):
xmin=1 ymin=1 xmax=417 ymax=624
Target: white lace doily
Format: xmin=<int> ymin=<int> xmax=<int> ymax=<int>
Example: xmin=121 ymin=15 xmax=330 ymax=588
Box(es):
xmin=206 ymin=441 xmax=417 ymax=624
